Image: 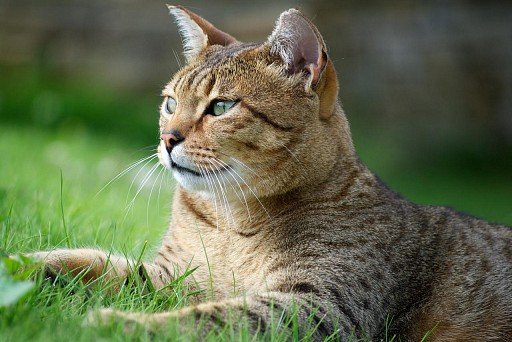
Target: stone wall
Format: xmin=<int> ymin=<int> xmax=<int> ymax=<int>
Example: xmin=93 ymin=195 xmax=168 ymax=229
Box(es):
xmin=1 ymin=0 xmax=511 ymax=149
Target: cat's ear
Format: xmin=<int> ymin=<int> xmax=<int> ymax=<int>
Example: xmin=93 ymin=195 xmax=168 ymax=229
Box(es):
xmin=167 ymin=5 xmax=237 ymax=62
xmin=267 ymin=9 xmax=328 ymax=89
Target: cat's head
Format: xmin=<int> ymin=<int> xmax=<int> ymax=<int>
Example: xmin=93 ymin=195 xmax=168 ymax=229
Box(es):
xmin=158 ymin=6 xmax=354 ymax=200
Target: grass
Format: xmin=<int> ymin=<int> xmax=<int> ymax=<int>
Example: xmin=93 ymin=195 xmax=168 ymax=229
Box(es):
xmin=0 ymin=68 xmax=511 ymax=340
xmin=0 ymin=125 xmax=174 ymax=340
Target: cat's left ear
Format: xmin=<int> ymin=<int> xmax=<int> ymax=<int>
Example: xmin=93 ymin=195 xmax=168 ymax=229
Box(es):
xmin=167 ymin=5 xmax=237 ymax=62
xmin=267 ymin=9 xmax=328 ymax=89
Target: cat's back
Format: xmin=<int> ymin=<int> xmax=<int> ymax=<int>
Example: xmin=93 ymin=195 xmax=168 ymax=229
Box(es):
xmin=425 ymin=205 xmax=512 ymax=270
xmin=321 ymin=187 xmax=512 ymax=339
xmin=403 ymin=205 xmax=512 ymax=340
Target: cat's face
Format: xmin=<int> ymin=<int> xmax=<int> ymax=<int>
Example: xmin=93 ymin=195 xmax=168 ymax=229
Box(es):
xmin=157 ymin=7 xmax=346 ymax=200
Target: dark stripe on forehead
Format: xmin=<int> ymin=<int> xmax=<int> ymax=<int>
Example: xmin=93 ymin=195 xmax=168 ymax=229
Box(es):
xmin=202 ymin=42 xmax=259 ymax=67
xmin=203 ymin=73 xmax=216 ymax=96
xmin=171 ymin=77 xmax=180 ymax=95
xmin=174 ymin=70 xmax=190 ymax=94
xmin=176 ymin=68 xmax=198 ymax=94
xmin=241 ymin=102 xmax=294 ymax=132
xmin=191 ymin=67 xmax=214 ymax=91
xmin=222 ymin=42 xmax=260 ymax=57
xmin=176 ymin=43 xmax=258 ymax=95
xmin=185 ymin=66 xmax=206 ymax=90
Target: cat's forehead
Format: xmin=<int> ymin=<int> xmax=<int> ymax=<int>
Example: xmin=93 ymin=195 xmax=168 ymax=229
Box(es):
xmin=202 ymin=42 xmax=261 ymax=62
xmin=165 ymin=42 xmax=264 ymax=95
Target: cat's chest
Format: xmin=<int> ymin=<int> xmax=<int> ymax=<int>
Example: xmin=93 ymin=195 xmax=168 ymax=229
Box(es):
xmin=166 ymin=206 xmax=277 ymax=293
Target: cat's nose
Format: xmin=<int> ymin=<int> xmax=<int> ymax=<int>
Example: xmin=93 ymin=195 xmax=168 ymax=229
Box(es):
xmin=160 ymin=129 xmax=184 ymax=154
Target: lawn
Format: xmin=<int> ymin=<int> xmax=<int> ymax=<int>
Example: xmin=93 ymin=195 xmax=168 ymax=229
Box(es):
xmin=0 ymin=69 xmax=511 ymax=341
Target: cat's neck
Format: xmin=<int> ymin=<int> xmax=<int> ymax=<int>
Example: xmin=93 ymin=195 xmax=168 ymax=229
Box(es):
xmin=173 ymin=148 xmax=382 ymax=235
xmin=279 ymin=153 xmax=380 ymax=209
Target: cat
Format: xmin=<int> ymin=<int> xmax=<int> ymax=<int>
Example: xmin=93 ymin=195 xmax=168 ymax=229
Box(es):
xmin=27 ymin=5 xmax=511 ymax=341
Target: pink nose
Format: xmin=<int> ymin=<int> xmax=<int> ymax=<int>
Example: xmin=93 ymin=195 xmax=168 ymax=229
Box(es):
xmin=160 ymin=129 xmax=183 ymax=154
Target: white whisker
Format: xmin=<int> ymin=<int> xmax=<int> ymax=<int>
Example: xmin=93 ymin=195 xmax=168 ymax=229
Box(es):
xmin=209 ymin=159 xmax=243 ymax=203
xmin=126 ymin=162 xmax=160 ymax=212
xmin=125 ymin=155 xmax=159 ymax=204
xmin=207 ymin=160 xmax=233 ymax=228
xmin=277 ymin=141 xmax=309 ymax=180
xmin=172 ymin=49 xmax=182 ymax=69
xmin=199 ymin=166 xmax=214 ymax=206
xmin=206 ymin=166 xmax=222 ymax=231
xmin=199 ymin=164 xmax=220 ymax=230
xmin=216 ymin=166 xmax=236 ymax=227
xmin=157 ymin=164 xmax=167 ymax=212
xmin=216 ymin=158 xmax=271 ymax=220
xmin=211 ymin=158 xmax=252 ymax=223
xmin=228 ymin=156 xmax=264 ymax=181
xmin=278 ymin=141 xmax=300 ymax=164
xmin=131 ymin=145 xmax=157 ymax=154
xmin=146 ymin=165 xmax=165 ymax=225
xmin=96 ymin=153 xmax=158 ymax=196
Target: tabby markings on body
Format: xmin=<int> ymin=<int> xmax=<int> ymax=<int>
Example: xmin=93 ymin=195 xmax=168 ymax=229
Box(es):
xmin=28 ymin=5 xmax=512 ymax=341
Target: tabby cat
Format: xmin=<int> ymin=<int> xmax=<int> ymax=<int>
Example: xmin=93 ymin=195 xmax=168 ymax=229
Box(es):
xmin=29 ymin=6 xmax=512 ymax=341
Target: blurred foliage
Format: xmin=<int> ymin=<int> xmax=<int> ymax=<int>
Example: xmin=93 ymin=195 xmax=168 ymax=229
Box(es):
xmin=0 ymin=66 xmax=158 ymax=146
xmin=0 ymin=256 xmax=37 ymax=307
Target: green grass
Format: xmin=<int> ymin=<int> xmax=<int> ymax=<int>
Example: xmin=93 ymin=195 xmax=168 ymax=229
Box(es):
xmin=0 ymin=126 xmax=173 ymax=341
xmin=0 ymin=126 xmax=340 ymax=341
xmin=1 ymin=69 xmax=511 ymax=341
xmin=354 ymin=130 xmax=512 ymax=226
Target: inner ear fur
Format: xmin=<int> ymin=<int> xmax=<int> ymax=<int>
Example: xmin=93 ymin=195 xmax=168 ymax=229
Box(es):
xmin=268 ymin=9 xmax=338 ymax=119
xmin=168 ymin=5 xmax=237 ymax=62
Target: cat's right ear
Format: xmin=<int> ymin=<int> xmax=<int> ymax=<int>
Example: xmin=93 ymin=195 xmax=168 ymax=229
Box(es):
xmin=267 ymin=9 xmax=338 ymax=119
xmin=167 ymin=5 xmax=237 ymax=62
xmin=267 ymin=9 xmax=328 ymax=89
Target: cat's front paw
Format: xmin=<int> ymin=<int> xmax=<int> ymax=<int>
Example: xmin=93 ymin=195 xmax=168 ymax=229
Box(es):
xmin=84 ymin=308 xmax=118 ymax=326
xmin=20 ymin=251 xmax=67 ymax=282
xmin=20 ymin=249 xmax=110 ymax=286
xmin=84 ymin=308 xmax=147 ymax=334
xmin=84 ymin=307 xmax=186 ymax=334
xmin=11 ymin=250 xmax=90 ymax=286
xmin=6 ymin=253 xmax=52 ymax=280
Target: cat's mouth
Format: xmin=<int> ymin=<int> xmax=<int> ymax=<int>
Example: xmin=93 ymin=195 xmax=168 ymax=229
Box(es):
xmin=161 ymin=143 xmax=235 ymax=194
xmin=169 ymin=155 xmax=236 ymax=194
xmin=170 ymin=160 xmax=202 ymax=177
xmin=170 ymin=159 xmax=230 ymax=177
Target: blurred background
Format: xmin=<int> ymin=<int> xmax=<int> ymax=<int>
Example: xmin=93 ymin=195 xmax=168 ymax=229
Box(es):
xmin=1 ymin=0 xmax=511 ymax=242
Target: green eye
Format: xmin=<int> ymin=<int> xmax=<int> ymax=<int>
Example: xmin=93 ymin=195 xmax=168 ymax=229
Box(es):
xmin=212 ymin=100 xmax=236 ymax=116
xmin=165 ymin=97 xmax=177 ymax=114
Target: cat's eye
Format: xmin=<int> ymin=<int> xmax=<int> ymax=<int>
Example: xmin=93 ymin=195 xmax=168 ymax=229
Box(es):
xmin=211 ymin=100 xmax=236 ymax=116
xmin=164 ymin=97 xmax=177 ymax=114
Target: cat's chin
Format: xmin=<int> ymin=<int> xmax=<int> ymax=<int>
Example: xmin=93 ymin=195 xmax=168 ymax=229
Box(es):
xmin=172 ymin=168 xmax=211 ymax=194
xmin=172 ymin=168 xmax=228 ymax=201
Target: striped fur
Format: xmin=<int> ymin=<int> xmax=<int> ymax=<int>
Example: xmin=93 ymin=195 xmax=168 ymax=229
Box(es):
xmin=31 ymin=7 xmax=511 ymax=341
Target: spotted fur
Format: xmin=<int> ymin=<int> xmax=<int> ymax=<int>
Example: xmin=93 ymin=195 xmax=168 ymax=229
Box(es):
xmin=30 ymin=6 xmax=512 ymax=341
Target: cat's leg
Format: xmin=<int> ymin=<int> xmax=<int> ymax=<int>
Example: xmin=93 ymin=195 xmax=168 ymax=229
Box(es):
xmin=87 ymin=292 xmax=339 ymax=339
xmin=27 ymin=248 xmax=171 ymax=291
